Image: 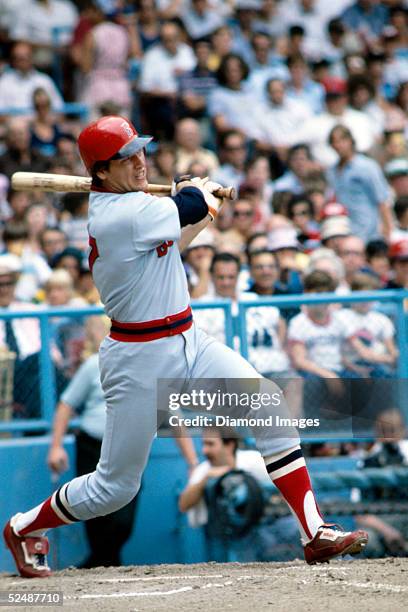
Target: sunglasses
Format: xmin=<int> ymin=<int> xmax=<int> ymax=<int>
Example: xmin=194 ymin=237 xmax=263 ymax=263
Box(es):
xmin=233 ymin=210 xmax=253 ymax=217
xmin=251 ymin=264 xmax=278 ymax=271
xmin=0 ymin=281 xmax=16 ymax=288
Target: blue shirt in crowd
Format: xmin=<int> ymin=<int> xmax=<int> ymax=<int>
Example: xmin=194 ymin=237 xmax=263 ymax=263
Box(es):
xmin=327 ymin=153 xmax=390 ymax=242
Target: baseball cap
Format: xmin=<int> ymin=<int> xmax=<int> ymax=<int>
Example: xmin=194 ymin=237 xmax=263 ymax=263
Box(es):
xmin=267 ymin=227 xmax=299 ymax=251
xmin=389 ymin=239 xmax=408 ymax=260
xmin=320 ymin=202 xmax=349 ymax=220
xmin=323 ymin=77 xmax=347 ymax=97
xmin=235 ymin=0 xmax=262 ymax=10
xmin=185 ymin=228 xmax=216 ymax=251
xmin=0 ymin=254 xmax=22 ymax=275
xmin=321 ymin=216 xmax=351 ymax=242
xmin=384 ymin=158 xmax=408 ymax=178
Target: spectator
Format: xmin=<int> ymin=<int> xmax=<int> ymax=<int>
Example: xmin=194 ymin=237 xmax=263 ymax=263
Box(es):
xmin=365 ymin=239 xmax=390 ymax=284
xmin=179 ymin=425 xmax=270 ymax=527
xmin=149 ymin=143 xmax=177 ymax=185
xmin=347 ymin=74 xmax=385 ymax=135
xmin=182 ymin=0 xmax=224 ymax=41
xmin=221 ymin=198 xmax=256 ymax=255
xmin=208 ymin=53 xmax=264 ymax=141
xmin=211 ymin=129 xmax=247 ymax=189
xmin=258 ymin=78 xmax=312 ymax=152
xmin=43 ymin=268 xmax=87 ymax=376
xmin=230 ymin=0 xmax=262 ymax=66
xmin=288 ymin=270 xmax=348 ymax=378
xmin=0 ymin=41 xmax=64 ymax=114
xmin=29 ymin=87 xmax=63 ymax=157
xmin=249 ymin=238 xmax=303 ymax=319
xmin=338 ymin=234 xmax=367 ymax=286
xmin=327 ymin=124 xmax=393 ymax=241
xmin=0 ymin=253 xmax=42 ymax=418
xmin=139 ymin=20 xmax=196 ymax=139
xmin=209 ymin=24 xmax=234 ymax=69
xmin=386 ymin=238 xmax=408 ymax=289
xmin=174 ymin=118 xmax=219 ymax=175
xmin=286 ymin=53 xmax=325 ymax=115
xmin=384 ymin=157 xmax=408 ymax=198
xmin=244 ymin=31 xmax=290 ymax=101
xmin=287 ymin=194 xmax=320 ymax=250
xmin=39 ymin=227 xmax=68 ymax=265
xmin=8 ymin=0 xmax=78 ymax=70
xmin=51 ymin=246 xmax=85 ymax=293
xmin=306 ymin=247 xmax=349 ymax=294
xmin=134 ymin=0 xmax=160 ymax=52
xmin=59 ymin=193 xmax=89 ymax=252
xmin=6 ymin=189 xmax=33 ymax=224
xmin=338 ymin=272 xmax=398 ymax=377
xmin=340 ymin=0 xmax=389 ymax=44
xmin=297 ymin=79 xmax=378 ymax=166
xmin=244 ymin=154 xmax=274 ymax=224
xmin=273 ymin=144 xmax=316 ymax=194
xmin=77 ymin=6 xmax=140 ymax=119
xmin=177 ymin=38 xmax=217 ymax=120
xmin=246 ymin=232 xmax=268 ymax=257
xmin=320 ymin=215 xmax=352 ymax=255
xmin=0 ymin=117 xmax=48 ymax=178
xmin=24 ymin=202 xmax=50 ymax=253
xmin=3 ymin=221 xmax=51 ymax=302
xmin=192 ymin=251 xmax=289 ymax=369
xmin=182 ymin=227 xmax=216 ymax=299
xmin=392 ymin=195 xmax=408 ymax=241
xmin=267 ymin=226 xmax=303 ymax=280
xmin=354 ymin=408 xmax=408 ymax=557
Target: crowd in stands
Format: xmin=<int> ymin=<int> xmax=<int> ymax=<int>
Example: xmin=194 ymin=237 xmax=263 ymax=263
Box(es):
xmin=0 ymin=0 xmax=407 ymax=420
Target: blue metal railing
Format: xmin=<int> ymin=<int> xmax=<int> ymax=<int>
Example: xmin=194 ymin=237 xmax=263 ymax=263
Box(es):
xmin=238 ymin=290 xmax=408 ymax=378
xmin=0 ymin=289 xmax=407 ymax=434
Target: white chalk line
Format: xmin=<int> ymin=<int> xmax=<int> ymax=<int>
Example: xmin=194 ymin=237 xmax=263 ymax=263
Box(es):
xmin=69 ymin=586 xmax=194 ymax=599
xmin=298 ymin=578 xmax=408 ymax=594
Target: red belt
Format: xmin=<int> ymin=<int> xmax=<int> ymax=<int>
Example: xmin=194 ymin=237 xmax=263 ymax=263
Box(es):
xmin=110 ymin=305 xmax=193 ymax=342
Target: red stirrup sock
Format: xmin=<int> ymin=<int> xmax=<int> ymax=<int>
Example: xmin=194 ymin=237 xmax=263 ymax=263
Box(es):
xmin=264 ymin=445 xmax=323 ymax=543
xmin=12 ymin=483 xmax=79 ymax=537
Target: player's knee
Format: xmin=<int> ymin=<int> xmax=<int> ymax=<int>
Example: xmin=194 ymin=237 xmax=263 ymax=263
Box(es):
xmin=92 ymin=475 xmax=141 ymax=514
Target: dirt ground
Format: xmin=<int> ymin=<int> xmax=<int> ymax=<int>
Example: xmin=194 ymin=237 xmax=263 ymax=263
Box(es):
xmin=1 ymin=558 xmax=407 ymax=612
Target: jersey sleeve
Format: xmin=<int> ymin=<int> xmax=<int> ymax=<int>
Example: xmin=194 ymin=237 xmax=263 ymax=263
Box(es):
xmin=132 ymin=194 xmax=181 ymax=251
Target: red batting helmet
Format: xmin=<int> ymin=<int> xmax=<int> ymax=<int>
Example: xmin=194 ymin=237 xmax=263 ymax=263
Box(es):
xmin=78 ymin=116 xmax=152 ymax=174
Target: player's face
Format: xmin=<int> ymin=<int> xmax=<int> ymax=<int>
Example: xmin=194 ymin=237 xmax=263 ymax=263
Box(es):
xmin=99 ymin=150 xmax=148 ymax=193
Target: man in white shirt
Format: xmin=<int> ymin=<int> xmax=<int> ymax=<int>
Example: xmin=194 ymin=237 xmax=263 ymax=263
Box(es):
xmin=0 ymin=42 xmax=63 ymax=115
xmin=259 ymin=78 xmax=312 ymax=149
xmin=139 ymin=21 xmax=196 ymax=138
xmin=295 ymin=80 xmax=377 ymax=166
xmin=179 ymin=426 xmax=271 ymax=528
xmin=8 ymin=0 xmax=77 ymax=70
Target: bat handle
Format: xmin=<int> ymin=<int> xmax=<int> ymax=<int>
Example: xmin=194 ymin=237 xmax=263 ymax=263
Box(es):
xmin=214 ymin=186 xmax=236 ymax=200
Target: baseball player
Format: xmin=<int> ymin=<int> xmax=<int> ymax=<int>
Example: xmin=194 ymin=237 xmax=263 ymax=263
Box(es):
xmin=3 ymin=116 xmax=368 ymax=577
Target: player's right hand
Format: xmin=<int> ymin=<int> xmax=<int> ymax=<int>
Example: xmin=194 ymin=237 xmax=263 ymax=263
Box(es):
xmin=47 ymin=446 xmax=69 ymax=474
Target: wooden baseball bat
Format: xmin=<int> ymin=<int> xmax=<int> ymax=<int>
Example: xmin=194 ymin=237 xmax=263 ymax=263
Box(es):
xmin=11 ymin=172 xmax=236 ymax=200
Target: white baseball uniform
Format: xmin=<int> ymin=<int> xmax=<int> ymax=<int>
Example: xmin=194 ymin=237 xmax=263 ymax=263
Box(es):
xmin=57 ymin=189 xmax=298 ymax=522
